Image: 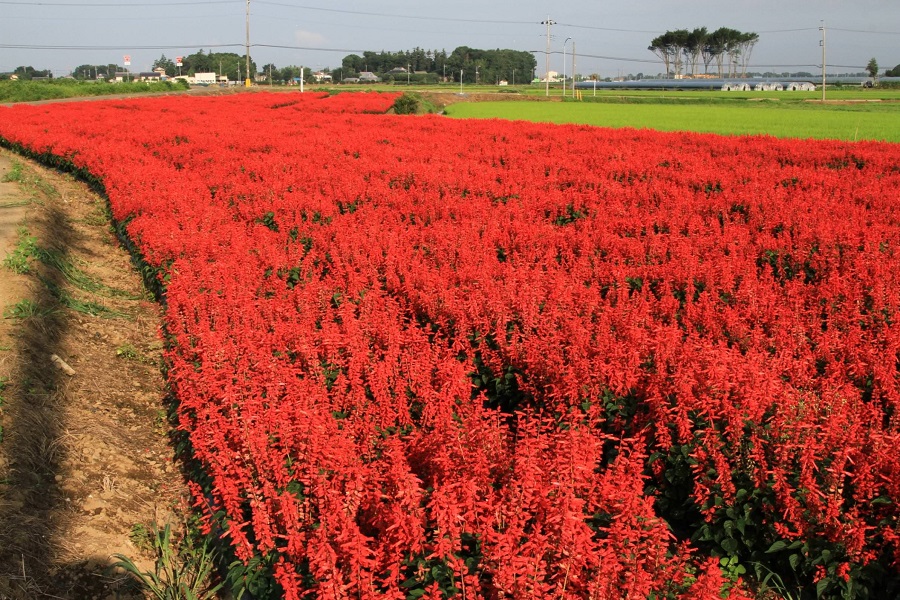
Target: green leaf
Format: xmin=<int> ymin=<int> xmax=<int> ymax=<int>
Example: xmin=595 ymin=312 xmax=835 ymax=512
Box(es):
xmin=721 ymin=537 xmax=739 ymax=554
xmin=816 ymin=578 xmax=830 ymax=598
xmin=789 ymin=553 xmax=801 ymax=571
xmin=766 ymin=540 xmax=788 ymax=553
xmin=408 ymin=589 xmax=427 ymax=599
xmin=723 ymin=520 xmax=735 ymax=536
xmin=401 ymin=577 xmax=419 ymax=589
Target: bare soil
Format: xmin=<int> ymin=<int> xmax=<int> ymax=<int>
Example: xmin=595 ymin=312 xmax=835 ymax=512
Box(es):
xmin=0 ymin=149 xmax=185 ymax=599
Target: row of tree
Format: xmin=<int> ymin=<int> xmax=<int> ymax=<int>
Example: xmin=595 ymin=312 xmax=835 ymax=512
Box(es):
xmin=649 ymin=27 xmax=759 ymax=78
xmin=155 ymin=51 xmax=259 ymax=83
xmin=341 ymin=47 xmax=537 ymax=84
xmin=73 ymin=47 xmax=534 ymax=86
xmin=4 ymin=66 xmax=54 ymax=80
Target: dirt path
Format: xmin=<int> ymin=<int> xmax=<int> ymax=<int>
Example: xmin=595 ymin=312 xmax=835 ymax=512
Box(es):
xmin=0 ymin=150 xmax=184 ymax=599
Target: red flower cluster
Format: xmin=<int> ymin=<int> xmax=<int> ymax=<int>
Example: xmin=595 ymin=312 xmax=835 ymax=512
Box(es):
xmin=1 ymin=91 xmax=899 ymax=598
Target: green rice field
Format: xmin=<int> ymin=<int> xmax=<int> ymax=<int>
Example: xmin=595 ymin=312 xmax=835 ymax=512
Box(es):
xmin=443 ymin=94 xmax=900 ymax=142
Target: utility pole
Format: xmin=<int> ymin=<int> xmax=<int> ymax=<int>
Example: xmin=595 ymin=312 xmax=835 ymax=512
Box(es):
xmin=572 ymin=41 xmax=576 ymax=96
xmin=542 ymin=16 xmax=555 ymax=97
xmin=245 ymin=0 xmax=251 ymax=87
xmin=819 ymin=20 xmax=826 ymax=102
xmin=563 ymin=37 xmax=570 ymax=96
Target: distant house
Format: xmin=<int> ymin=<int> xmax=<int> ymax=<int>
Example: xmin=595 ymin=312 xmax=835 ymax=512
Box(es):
xmin=540 ymin=71 xmax=560 ymax=83
xmin=138 ymin=72 xmax=162 ymax=82
xmin=313 ymin=71 xmax=333 ymax=83
xmin=191 ymin=72 xmax=217 ymax=86
xmin=342 ymin=77 xmax=360 ymax=84
xmin=358 ymin=71 xmax=380 ymax=83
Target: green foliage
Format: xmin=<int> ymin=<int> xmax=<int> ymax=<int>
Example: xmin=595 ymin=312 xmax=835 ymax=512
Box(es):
xmin=111 ymin=523 xmax=224 ymax=600
xmin=224 ymin=553 xmax=283 ymax=600
xmin=867 ymin=58 xmax=879 ymax=80
xmin=130 ymin=523 xmax=154 ymax=552
xmin=3 ymin=299 xmax=41 ymax=319
xmin=392 ymin=92 xmax=437 ymax=115
xmin=116 ymin=344 xmax=140 ymax=360
xmin=179 ymin=49 xmax=255 ymax=83
xmin=255 ymin=211 xmax=279 ymax=232
xmin=33 ymin=245 xmax=136 ymax=298
xmin=2 ymin=160 xmax=23 ymax=183
xmin=39 ymin=275 xmax=130 ymax=319
xmin=400 ymin=533 xmax=482 ymax=598
xmin=0 ymin=79 xmax=189 ymax=103
xmin=647 ymin=426 xmax=900 ymax=599
xmin=2 ymin=228 xmax=36 ymax=274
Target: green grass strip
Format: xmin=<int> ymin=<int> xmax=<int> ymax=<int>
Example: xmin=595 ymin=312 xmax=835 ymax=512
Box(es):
xmin=39 ymin=276 xmax=131 ymax=319
xmin=444 ymin=100 xmax=900 ymax=142
xmin=34 ymin=246 xmax=139 ymax=299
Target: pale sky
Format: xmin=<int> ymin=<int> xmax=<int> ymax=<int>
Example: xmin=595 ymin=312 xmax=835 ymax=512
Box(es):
xmin=1 ymin=0 xmax=898 ymax=77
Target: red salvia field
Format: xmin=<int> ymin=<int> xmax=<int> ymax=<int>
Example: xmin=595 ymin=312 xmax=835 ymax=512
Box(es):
xmin=1 ymin=91 xmax=899 ymax=599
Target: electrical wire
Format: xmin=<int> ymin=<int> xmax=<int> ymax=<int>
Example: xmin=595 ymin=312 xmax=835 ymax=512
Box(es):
xmin=555 ymin=23 xmax=662 ymax=34
xmin=254 ymin=1 xmax=535 ymax=25
xmin=2 ymin=12 xmax=243 ymax=21
xmin=830 ymin=27 xmax=900 ymax=35
xmin=0 ymin=0 xmax=238 ymax=5
xmin=0 ymin=43 xmax=244 ymax=50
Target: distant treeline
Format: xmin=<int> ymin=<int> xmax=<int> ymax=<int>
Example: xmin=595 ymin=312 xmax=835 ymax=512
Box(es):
xmin=649 ymin=28 xmax=759 ymax=78
xmin=340 ymin=47 xmax=537 ymax=84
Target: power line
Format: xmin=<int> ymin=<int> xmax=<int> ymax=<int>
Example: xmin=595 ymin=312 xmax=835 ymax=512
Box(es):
xmin=0 ymin=43 xmax=244 ymax=50
xmin=534 ymin=50 xmax=657 ymax=65
xmin=254 ymin=1 xmax=535 ymax=25
xmin=2 ymin=12 xmax=242 ymax=21
xmin=0 ymin=42 xmax=362 ymax=53
xmin=253 ymin=44 xmax=364 ymax=53
xmin=556 ymin=23 xmax=662 ymax=34
xmin=535 ymin=49 xmax=866 ymax=70
xmin=757 ymin=28 xmax=819 ymax=34
xmin=0 ymin=0 xmax=238 ymax=5
xmin=830 ymin=27 xmax=900 ymax=35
